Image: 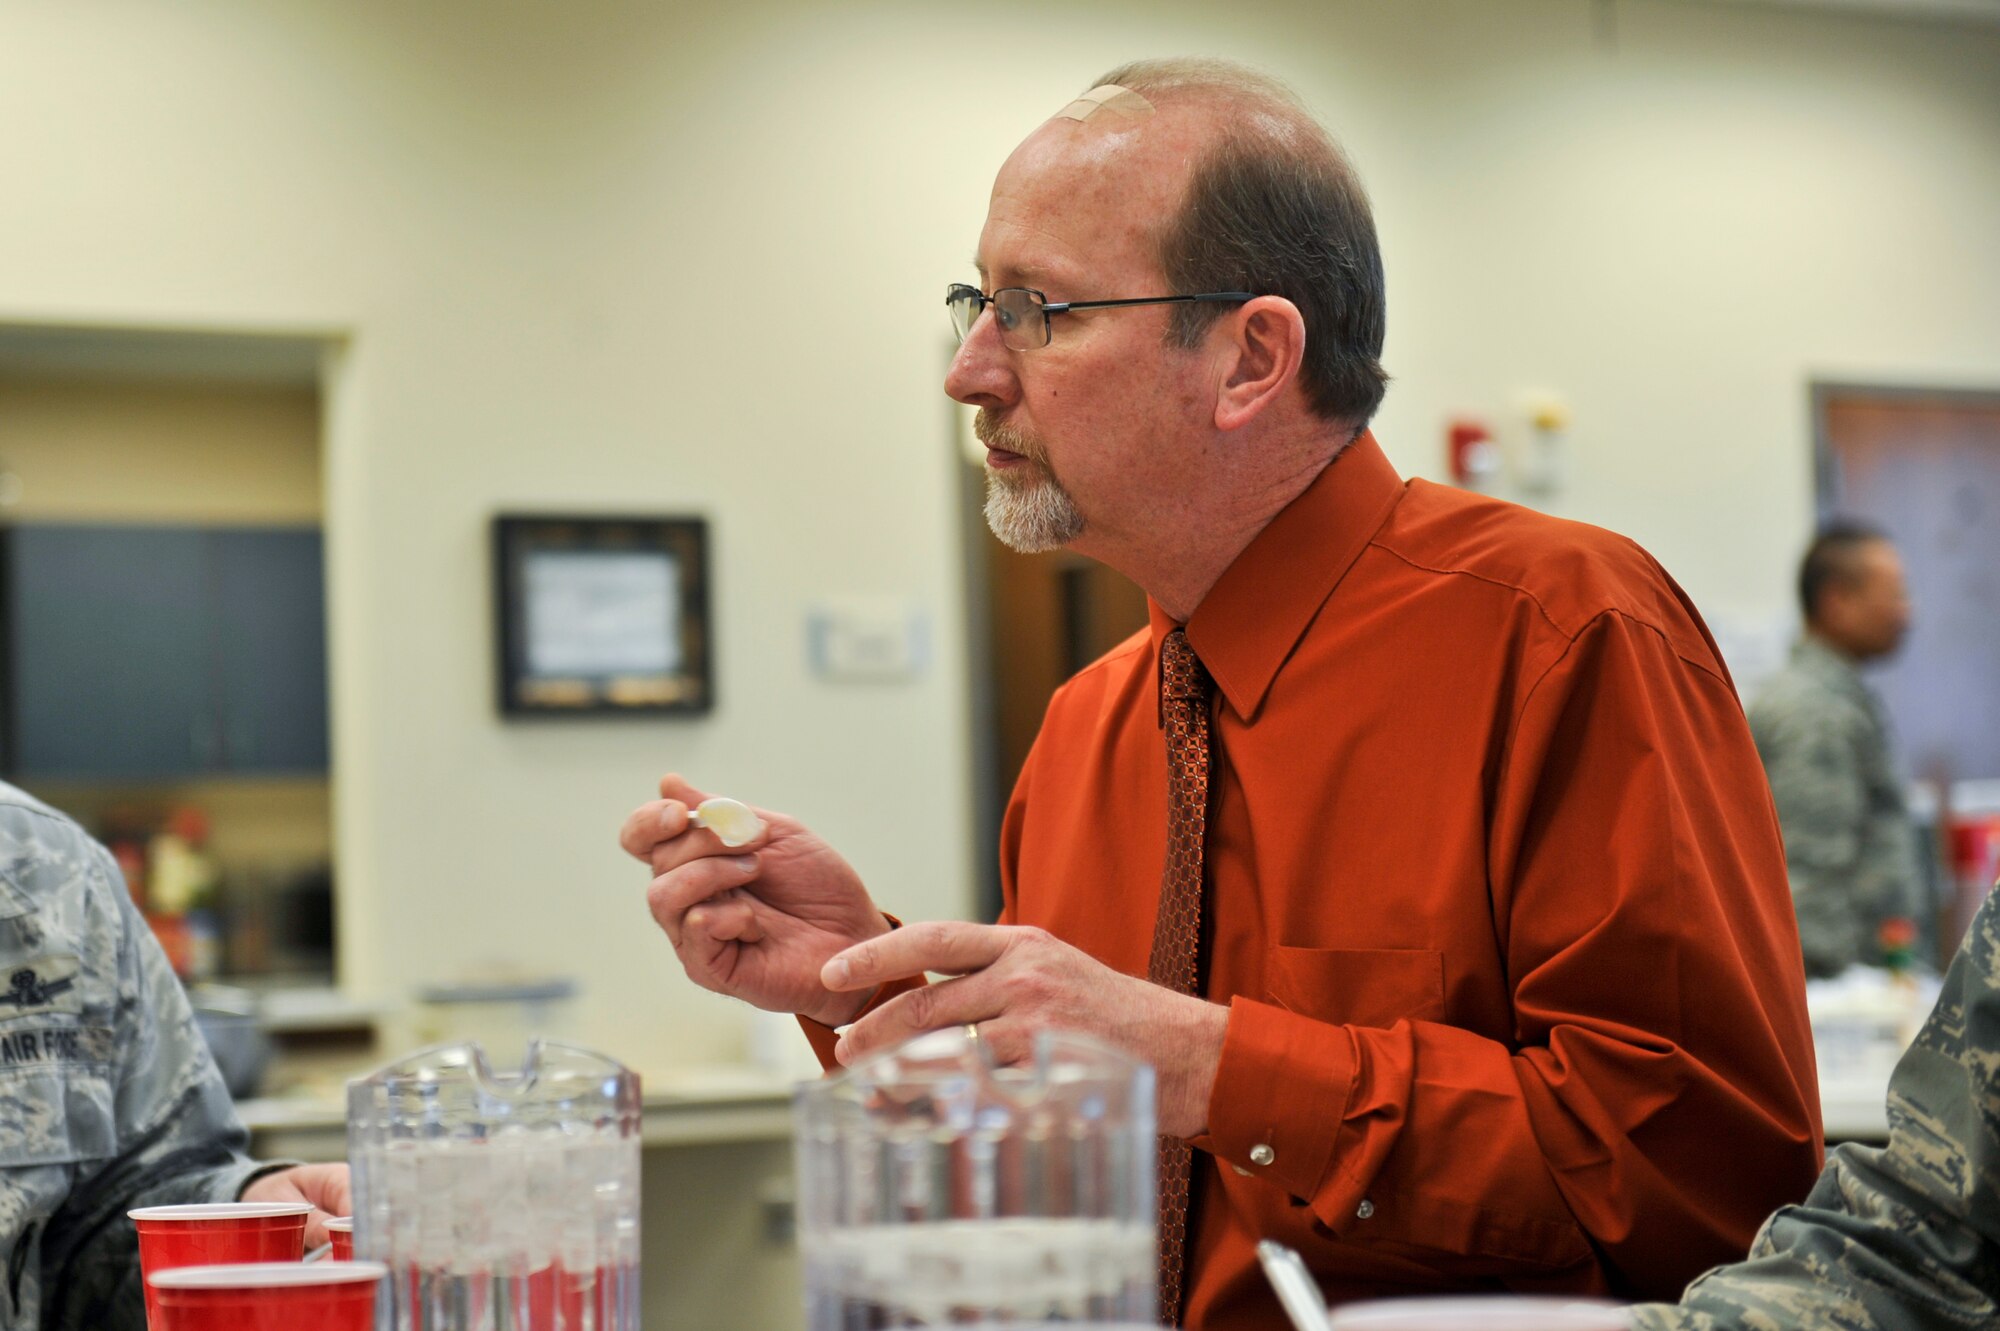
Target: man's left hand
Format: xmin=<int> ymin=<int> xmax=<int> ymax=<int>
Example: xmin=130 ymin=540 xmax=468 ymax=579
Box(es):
xmin=821 ymin=922 xmax=1228 ymax=1139
xmin=242 ymin=1163 xmax=351 ymax=1249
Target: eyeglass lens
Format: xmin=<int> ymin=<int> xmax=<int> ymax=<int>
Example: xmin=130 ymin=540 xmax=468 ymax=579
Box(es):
xmin=946 ymin=286 xmax=1049 ymax=350
xmin=947 ymin=285 xmax=981 ymax=342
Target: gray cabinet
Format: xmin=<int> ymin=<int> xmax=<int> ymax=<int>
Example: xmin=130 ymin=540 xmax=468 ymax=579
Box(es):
xmin=210 ymin=529 xmax=330 ymax=773
xmin=3 ymin=523 xmax=328 ymax=779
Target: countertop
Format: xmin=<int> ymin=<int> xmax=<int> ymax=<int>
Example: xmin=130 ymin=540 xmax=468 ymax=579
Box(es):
xmin=239 ymin=1063 xmax=802 ymax=1162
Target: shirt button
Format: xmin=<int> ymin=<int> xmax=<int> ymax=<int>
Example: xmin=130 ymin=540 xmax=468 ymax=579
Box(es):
xmin=1232 ymin=1165 xmax=1252 ymax=1177
xmin=1249 ymin=1143 xmax=1275 ymax=1167
xmin=1356 ymin=1199 xmax=1375 ymax=1220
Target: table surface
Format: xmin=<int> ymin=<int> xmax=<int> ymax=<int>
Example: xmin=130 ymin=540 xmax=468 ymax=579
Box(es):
xmin=1819 ymin=1073 xmax=1891 ymax=1142
xmin=1806 ymin=964 xmax=1934 ymax=1143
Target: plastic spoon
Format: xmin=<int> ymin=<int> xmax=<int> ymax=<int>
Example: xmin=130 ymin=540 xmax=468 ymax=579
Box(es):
xmin=688 ymin=796 xmax=766 ymax=847
xmin=1257 ymin=1239 xmax=1333 ymax=1331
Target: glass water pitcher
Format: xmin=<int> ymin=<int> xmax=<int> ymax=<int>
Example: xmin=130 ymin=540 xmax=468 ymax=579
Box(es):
xmin=347 ymin=1040 xmax=642 ymax=1331
xmin=795 ymin=1026 xmax=1157 ymax=1328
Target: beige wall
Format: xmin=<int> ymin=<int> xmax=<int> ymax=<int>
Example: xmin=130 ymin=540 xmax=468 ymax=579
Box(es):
xmin=0 ymin=380 xmax=321 ymax=523
xmin=1 ymin=0 xmax=1996 ymax=1084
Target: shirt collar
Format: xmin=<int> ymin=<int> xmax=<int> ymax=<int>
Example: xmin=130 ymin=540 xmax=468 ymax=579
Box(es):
xmin=1148 ymin=430 xmax=1407 ymax=723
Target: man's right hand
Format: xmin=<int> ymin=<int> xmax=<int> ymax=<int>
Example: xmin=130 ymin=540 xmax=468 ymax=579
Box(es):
xmin=619 ymin=774 xmax=891 ymax=1027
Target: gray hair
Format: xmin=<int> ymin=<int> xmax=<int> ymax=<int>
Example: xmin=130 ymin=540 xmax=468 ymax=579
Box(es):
xmin=1092 ymin=59 xmax=1389 ymax=429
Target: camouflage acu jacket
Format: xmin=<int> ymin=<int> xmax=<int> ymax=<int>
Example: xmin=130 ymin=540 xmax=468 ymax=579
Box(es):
xmin=1748 ymin=635 xmax=1923 ymax=978
xmin=1629 ymin=885 xmax=2000 ymax=1329
xmin=0 ymin=784 xmax=273 ymax=1331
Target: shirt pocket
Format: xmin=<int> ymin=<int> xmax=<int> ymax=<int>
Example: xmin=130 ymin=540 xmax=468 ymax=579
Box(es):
xmin=1266 ymin=946 xmax=1446 ymax=1029
xmin=0 ymin=1066 xmax=118 ymax=1167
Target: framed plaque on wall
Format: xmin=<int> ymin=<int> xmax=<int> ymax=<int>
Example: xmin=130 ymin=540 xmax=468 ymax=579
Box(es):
xmin=492 ymin=514 xmax=712 ymax=716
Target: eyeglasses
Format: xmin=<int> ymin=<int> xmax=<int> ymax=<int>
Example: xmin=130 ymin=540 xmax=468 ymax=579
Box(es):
xmin=946 ymin=283 xmax=1256 ymax=351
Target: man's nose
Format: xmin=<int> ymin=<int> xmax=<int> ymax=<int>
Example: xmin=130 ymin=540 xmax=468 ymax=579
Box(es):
xmin=944 ymin=313 xmax=1017 ymax=409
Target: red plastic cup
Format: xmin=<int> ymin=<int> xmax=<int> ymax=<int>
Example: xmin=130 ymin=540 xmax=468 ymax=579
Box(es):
xmin=146 ymin=1261 xmax=386 ymax=1331
xmin=129 ymin=1203 xmax=312 ymax=1330
xmin=324 ymin=1216 xmax=354 ymax=1261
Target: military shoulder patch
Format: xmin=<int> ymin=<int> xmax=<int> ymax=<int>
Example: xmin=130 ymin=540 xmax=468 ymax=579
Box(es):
xmin=0 ymin=954 xmax=82 ymax=1017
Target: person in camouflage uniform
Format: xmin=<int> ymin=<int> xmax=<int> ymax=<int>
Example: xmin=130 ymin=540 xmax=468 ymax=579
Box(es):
xmin=1629 ymin=879 xmax=2000 ymax=1329
xmin=1749 ymin=521 xmax=1924 ymax=977
xmin=0 ymin=782 xmax=346 ymax=1330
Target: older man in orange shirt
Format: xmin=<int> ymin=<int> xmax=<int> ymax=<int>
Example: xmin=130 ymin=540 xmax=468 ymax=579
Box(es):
xmin=621 ymin=58 xmax=1820 ymax=1330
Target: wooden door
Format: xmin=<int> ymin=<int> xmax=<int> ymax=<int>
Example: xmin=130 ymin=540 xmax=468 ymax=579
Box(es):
xmin=987 ymin=539 xmax=1151 ymax=795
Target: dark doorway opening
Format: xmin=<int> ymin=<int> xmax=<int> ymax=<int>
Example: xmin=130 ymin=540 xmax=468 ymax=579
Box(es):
xmin=1815 ymin=382 xmax=2000 ymax=953
xmin=1815 ymin=383 xmax=2000 ymax=786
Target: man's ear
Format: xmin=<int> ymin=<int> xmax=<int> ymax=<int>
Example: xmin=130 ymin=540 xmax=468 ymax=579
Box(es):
xmin=1213 ymin=296 xmax=1307 ymax=433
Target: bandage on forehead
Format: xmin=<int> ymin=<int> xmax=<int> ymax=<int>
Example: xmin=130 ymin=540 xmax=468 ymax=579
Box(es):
xmin=1055 ymin=83 xmax=1154 ymax=123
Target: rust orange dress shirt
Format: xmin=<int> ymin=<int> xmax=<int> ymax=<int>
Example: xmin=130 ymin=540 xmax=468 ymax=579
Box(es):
xmin=993 ymin=434 xmax=1822 ymax=1327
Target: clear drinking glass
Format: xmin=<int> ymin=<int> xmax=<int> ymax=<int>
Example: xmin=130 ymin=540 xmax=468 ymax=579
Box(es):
xmin=795 ymin=1026 xmax=1157 ymax=1328
xmin=347 ymin=1040 xmax=642 ymax=1331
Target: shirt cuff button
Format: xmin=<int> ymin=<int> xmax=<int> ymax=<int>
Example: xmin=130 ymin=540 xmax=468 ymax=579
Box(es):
xmin=1248 ymin=1143 xmax=1275 ymax=1167
xmin=1356 ymin=1199 xmax=1375 ymax=1220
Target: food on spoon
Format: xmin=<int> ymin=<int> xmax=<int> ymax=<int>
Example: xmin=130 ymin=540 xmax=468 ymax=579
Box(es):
xmin=690 ymin=796 xmax=766 ymax=847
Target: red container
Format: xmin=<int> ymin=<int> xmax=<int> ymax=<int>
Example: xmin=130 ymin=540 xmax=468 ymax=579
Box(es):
xmin=324 ymin=1217 xmax=354 ymax=1262
xmin=129 ymin=1203 xmax=311 ymax=1330
xmin=1947 ymin=809 xmax=2000 ymax=950
xmin=147 ymin=1261 xmax=386 ymax=1331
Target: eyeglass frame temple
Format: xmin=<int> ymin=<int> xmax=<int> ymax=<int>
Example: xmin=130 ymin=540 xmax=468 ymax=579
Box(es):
xmin=945 ymin=286 xmax=1256 ymax=315
xmin=1041 ymin=292 xmax=1255 ymax=314
xmin=1023 ymin=292 xmax=1257 ymax=349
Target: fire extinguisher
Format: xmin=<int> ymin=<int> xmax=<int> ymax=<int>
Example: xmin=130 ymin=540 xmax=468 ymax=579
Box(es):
xmin=1447 ymin=418 xmax=1498 ymax=490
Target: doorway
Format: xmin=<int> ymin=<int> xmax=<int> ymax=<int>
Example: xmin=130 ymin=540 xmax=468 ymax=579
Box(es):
xmin=1815 ymin=383 xmax=2000 ymax=789
xmin=954 ymin=425 xmax=1149 ymax=922
xmin=0 ymin=324 xmax=338 ymax=984
xmin=1816 ymin=383 xmax=2000 ymax=953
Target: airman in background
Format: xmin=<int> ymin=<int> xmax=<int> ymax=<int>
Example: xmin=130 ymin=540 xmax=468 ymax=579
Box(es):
xmin=1750 ymin=520 xmax=1926 ymax=977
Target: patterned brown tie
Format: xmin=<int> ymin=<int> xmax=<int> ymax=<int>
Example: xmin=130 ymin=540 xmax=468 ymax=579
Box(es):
xmin=1148 ymin=627 xmax=1211 ymax=1326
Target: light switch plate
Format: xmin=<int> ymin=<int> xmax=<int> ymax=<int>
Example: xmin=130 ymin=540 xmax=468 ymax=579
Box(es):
xmin=807 ymin=597 xmax=928 ymax=682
